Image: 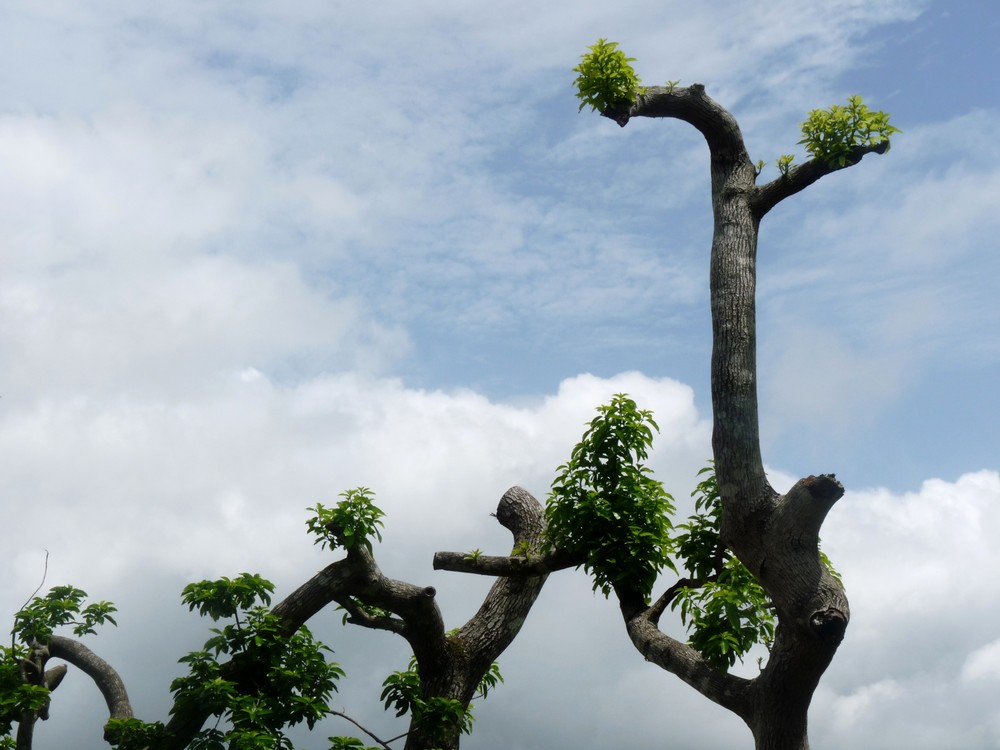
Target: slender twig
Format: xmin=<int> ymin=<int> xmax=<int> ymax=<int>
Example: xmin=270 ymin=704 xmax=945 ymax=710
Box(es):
xmin=329 ymin=710 xmax=397 ymax=749
xmin=12 ymin=550 xmax=50 ymax=651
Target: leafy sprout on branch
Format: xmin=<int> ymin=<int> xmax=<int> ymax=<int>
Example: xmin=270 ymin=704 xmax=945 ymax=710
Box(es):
xmin=545 ymin=394 xmax=676 ymax=602
xmin=799 ymin=94 xmax=900 ymax=167
xmin=670 ymin=467 xmax=775 ymax=670
xmin=380 ymin=655 xmax=503 ymax=745
xmin=307 ymin=487 xmax=385 ymax=553
xmin=573 ymin=39 xmax=645 ymax=114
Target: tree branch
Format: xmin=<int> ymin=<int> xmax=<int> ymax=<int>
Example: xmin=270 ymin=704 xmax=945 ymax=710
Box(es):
xmin=162 ymin=547 xmax=446 ymax=749
xmin=432 ymin=549 xmax=579 ymax=577
xmin=751 ymin=140 xmax=891 ymax=218
xmin=615 ymin=84 xmax=750 ymax=161
xmin=336 ymin=597 xmax=408 ymax=636
xmin=46 ymin=636 xmax=133 ymax=722
xmin=647 ymin=576 xmax=714 ymax=623
xmin=623 ymin=605 xmax=753 ymax=721
xmin=446 ymin=487 xmax=553 ymax=690
xmin=329 ymin=710 xmax=395 ymax=750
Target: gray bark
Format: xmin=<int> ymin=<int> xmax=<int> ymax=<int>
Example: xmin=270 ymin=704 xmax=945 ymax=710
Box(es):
xmin=610 ymin=83 xmax=884 ymax=750
xmin=438 ymin=83 xmax=888 ymax=750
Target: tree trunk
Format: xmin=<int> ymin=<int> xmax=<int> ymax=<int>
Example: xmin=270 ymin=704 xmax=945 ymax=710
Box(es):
xmin=603 ymin=82 xmax=887 ymax=750
xmin=406 ymin=486 xmax=549 ymax=750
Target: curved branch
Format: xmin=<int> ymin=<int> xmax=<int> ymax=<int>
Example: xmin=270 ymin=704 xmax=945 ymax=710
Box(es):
xmin=47 ymin=636 xmax=133 ymax=721
xmin=646 ymin=576 xmax=715 ymax=623
xmin=617 ymin=84 xmax=751 ymax=160
xmin=624 ymin=606 xmax=753 ymax=721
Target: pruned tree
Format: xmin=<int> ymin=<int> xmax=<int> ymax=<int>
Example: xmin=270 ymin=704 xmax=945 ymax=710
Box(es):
xmin=436 ymin=40 xmax=899 ymax=750
xmin=3 ymin=39 xmax=898 ymax=750
xmin=2 ymin=486 xmax=547 ymax=750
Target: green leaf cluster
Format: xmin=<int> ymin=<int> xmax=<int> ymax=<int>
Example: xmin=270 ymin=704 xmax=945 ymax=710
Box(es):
xmin=379 ymin=655 xmax=502 ymax=743
xmin=165 ymin=575 xmax=344 ymax=750
xmin=775 ymin=153 xmax=795 ymax=176
xmin=671 ymin=466 xmax=775 ymax=670
xmin=573 ymin=39 xmax=644 ymax=114
xmin=0 ymin=648 xmax=49 ymax=743
xmin=104 ymin=718 xmax=169 ymax=749
xmin=182 ymin=573 xmax=275 ymax=620
xmin=672 ymin=559 xmax=774 ymax=671
xmin=307 ymin=487 xmax=385 ymax=553
xmin=545 ymin=394 xmax=676 ymax=601
xmin=12 ymin=585 xmax=117 ymax=643
xmin=799 ymin=95 xmax=900 ymax=167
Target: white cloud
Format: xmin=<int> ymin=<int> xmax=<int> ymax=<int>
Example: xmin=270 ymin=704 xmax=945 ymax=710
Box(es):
xmin=811 ymin=470 xmax=1000 ymax=748
xmin=2 ymin=1 xmax=997 ymax=748
xmin=962 ymin=639 xmax=1000 ymax=683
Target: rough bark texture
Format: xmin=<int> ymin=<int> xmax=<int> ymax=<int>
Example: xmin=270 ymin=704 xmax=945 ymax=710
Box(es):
xmin=612 ymin=84 xmax=882 ymax=750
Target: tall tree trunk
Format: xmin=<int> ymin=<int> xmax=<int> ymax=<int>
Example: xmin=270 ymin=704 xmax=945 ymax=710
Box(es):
xmin=601 ymin=82 xmax=885 ymax=750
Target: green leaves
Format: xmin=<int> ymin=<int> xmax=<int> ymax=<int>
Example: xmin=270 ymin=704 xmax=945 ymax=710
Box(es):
xmin=799 ymin=95 xmax=900 ymax=167
xmin=328 ymin=738 xmax=381 ymax=750
xmin=775 ymin=153 xmax=795 ymax=176
xmin=3 ymin=585 xmax=117 ymax=746
xmin=573 ymin=39 xmax=644 ymax=114
xmin=307 ymin=487 xmax=385 ymax=553
xmin=545 ymin=398 xmax=797 ymax=671
xmin=671 ymin=465 xmax=775 ymax=670
xmin=104 ymin=718 xmax=169 ymax=749
xmin=379 ymin=655 xmax=502 ymax=743
xmin=182 ymin=573 xmax=275 ymax=621
xmin=170 ymin=574 xmax=345 ymax=750
xmin=546 ymin=394 xmax=675 ymax=602
xmin=672 ymin=559 xmax=775 ymax=671
xmin=12 ymin=585 xmax=118 ymax=643
xmin=0 ymin=648 xmax=50 ymax=740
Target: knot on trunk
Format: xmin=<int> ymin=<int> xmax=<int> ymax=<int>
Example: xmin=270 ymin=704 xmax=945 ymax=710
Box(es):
xmin=809 ymin=607 xmax=848 ymax=644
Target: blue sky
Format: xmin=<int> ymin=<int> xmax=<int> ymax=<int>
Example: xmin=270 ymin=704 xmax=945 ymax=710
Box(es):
xmin=2 ymin=1 xmax=999 ymax=748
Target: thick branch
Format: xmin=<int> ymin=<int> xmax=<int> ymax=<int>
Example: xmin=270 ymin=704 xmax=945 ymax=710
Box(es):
xmin=449 ymin=487 xmax=552 ymax=686
xmin=624 ymin=605 xmax=753 ymax=720
xmin=757 ymin=475 xmax=849 ymax=641
xmin=163 ymin=546 xmax=445 ymax=749
xmin=46 ymin=636 xmax=133 ymax=721
xmin=618 ymin=84 xmax=750 ymax=162
xmin=751 ymin=140 xmax=891 ymax=218
xmin=432 ymin=549 xmax=579 ymax=576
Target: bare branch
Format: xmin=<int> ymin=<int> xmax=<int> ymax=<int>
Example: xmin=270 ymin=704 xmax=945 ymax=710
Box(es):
xmin=329 ymin=710 xmax=395 ymax=750
xmin=47 ymin=636 xmax=133 ymax=721
xmin=432 ymin=549 xmax=579 ymax=577
xmin=624 ymin=606 xmax=753 ymax=721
